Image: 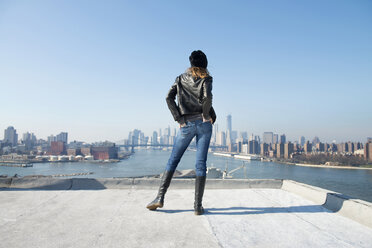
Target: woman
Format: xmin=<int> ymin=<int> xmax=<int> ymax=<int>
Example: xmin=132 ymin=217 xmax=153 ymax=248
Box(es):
xmin=146 ymin=50 xmax=216 ymax=215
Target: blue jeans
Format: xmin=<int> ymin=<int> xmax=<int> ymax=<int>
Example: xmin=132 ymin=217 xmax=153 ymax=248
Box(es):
xmin=165 ymin=119 xmax=213 ymax=177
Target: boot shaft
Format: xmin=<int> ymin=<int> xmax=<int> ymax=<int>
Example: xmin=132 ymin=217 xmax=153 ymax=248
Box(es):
xmin=194 ymin=176 xmax=206 ymax=208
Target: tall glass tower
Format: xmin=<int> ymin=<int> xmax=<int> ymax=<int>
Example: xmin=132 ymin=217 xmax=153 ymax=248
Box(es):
xmin=226 ymin=114 xmax=232 ymax=134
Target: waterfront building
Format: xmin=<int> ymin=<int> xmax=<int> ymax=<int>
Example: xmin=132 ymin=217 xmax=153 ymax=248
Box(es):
xmin=263 ymin=132 xmax=273 ymax=144
xmin=91 ymin=145 xmax=118 ymax=160
xmin=67 ymin=148 xmax=81 ymax=156
xmin=284 ymin=142 xmax=294 ymax=159
xmin=56 ymin=132 xmax=68 ymax=144
xmin=49 ymin=141 xmax=66 ymax=155
xmin=81 ymin=147 xmax=92 ymax=156
xmin=3 ymin=126 xmax=18 ymax=146
xmin=280 ymin=134 xmax=286 ymax=144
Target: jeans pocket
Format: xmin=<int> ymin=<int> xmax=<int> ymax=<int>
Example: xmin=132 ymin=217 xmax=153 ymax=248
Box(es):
xmin=201 ymin=121 xmax=212 ymax=132
xmin=180 ymin=125 xmax=191 ymax=136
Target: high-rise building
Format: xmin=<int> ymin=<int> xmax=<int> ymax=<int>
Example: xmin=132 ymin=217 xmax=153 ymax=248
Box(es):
xmin=152 ymin=131 xmax=158 ymax=145
xmin=280 ymin=134 xmax=286 ymax=144
xmin=248 ymin=140 xmax=259 ymax=154
xmin=276 ymin=143 xmax=285 ymax=158
xmin=22 ymin=132 xmax=36 ymax=150
xmin=48 ymin=135 xmax=56 ymax=145
xmin=128 ymin=129 xmax=141 ymax=145
xmin=316 ymin=142 xmax=325 ymax=152
xmin=299 ymin=136 xmax=305 ymax=147
xmin=3 ymin=126 xmax=18 ymax=146
xmin=304 ymin=141 xmax=312 ymax=154
xmin=312 ymin=136 xmax=320 ymax=145
xmin=92 ymin=145 xmax=118 ymax=160
xmin=239 ymin=131 xmax=248 ymax=141
xmin=284 ymin=142 xmax=294 ymax=159
xmin=226 ymin=115 xmax=232 ymax=144
xmin=231 ymin=131 xmax=237 ymax=143
xmin=273 ymin=134 xmax=278 ymax=144
xmin=263 ymin=132 xmax=273 ymax=144
xmin=50 ymin=141 xmax=66 ymax=155
xmin=226 ymin=114 xmax=232 ymax=134
xmin=216 ymin=131 xmax=226 ymax=146
xmin=347 ymin=142 xmax=355 ymax=154
xmin=56 ymin=132 xmax=68 ymax=144
xmin=364 ymin=142 xmax=372 ymax=162
xmin=260 ymin=143 xmax=269 ymax=156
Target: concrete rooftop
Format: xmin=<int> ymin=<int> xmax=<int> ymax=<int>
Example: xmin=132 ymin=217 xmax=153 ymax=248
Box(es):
xmin=1 ymin=178 xmax=372 ymax=248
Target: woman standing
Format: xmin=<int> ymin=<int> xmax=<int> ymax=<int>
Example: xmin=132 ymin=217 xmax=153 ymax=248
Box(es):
xmin=146 ymin=50 xmax=216 ymax=215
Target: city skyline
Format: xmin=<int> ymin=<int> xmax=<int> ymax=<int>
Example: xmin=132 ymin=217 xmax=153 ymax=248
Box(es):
xmin=1 ymin=117 xmax=371 ymax=145
xmin=1 ymin=1 xmax=371 ymax=142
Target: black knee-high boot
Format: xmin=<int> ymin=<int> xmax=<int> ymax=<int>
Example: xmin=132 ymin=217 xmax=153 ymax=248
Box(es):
xmin=146 ymin=170 xmax=174 ymax=210
xmin=194 ymin=176 xmax=206 ymax=215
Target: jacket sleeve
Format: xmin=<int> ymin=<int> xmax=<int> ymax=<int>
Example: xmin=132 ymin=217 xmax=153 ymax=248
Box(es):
xmin=202 ymin=77 xmax=213 ymax=120
xmin=166 ymin=76 xmax=185 ymax=125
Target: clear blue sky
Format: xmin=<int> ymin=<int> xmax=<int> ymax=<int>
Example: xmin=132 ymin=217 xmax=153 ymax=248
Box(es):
xmin=1 ymin=0 xmax=371 ymax=143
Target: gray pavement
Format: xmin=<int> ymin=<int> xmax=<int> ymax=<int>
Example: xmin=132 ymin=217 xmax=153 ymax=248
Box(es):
xmin=1 ymin=188 xmax=372 ymax=248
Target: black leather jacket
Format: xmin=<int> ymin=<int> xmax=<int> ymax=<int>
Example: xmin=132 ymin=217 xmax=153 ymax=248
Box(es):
xmin=166 ymin=71 xmax=216 ymax=125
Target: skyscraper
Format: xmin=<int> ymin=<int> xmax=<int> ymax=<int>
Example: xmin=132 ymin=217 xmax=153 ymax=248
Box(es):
xmin=263 ymin=132 xmax=273 ymax=144
xmin=216 ymin=131 xmax=226 ymax=146
xmin=273 ymin=134 xmax=278 ymax=144
xmin=299 ymin=136 xmax=305 ymax=147
xmin=280 ymin=134 xmax=286 ymax=144
xmin=226 ymin=114 xmax=232 ymax=144
xmin=3 ymin=126 xmax=18 ymax=146
xmin=56 ymin=132 xmax=68 ymax=144
xmin=226 ymin=114 xmax=232 ymax=134
xmin=152 ymin=131 xmax=158 ymax=145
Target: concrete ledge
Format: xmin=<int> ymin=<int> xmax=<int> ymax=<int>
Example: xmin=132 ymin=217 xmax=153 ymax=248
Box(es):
xmin=1 ymin=177 xmax=283 ymax=190
xmin=282 ymin=180 xmax=331 ymax=205
xmin=282 ymin=180 xmax=372 ymax=228
xmin=131 ymin=178 xmax=283 ymax=189
xmin=9 ymin=178 xmax=72 ymax=190
xmin=323 ymin=193 xmax=372 ymax=229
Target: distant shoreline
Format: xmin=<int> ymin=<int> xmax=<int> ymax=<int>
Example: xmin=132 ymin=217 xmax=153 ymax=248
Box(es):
xmin=209 ymin=151 xmax=372 ymax=170
xmin=280 ymin=161 xmax=372 ymax=170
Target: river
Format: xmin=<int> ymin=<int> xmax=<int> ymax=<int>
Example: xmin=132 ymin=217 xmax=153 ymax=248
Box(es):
xmin=1 ymin=149 xmax=372 ymax=203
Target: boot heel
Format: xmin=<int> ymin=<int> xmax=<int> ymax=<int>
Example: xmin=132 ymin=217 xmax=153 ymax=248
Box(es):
xmin=146 ymin=170 xmax=174 ymax=211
